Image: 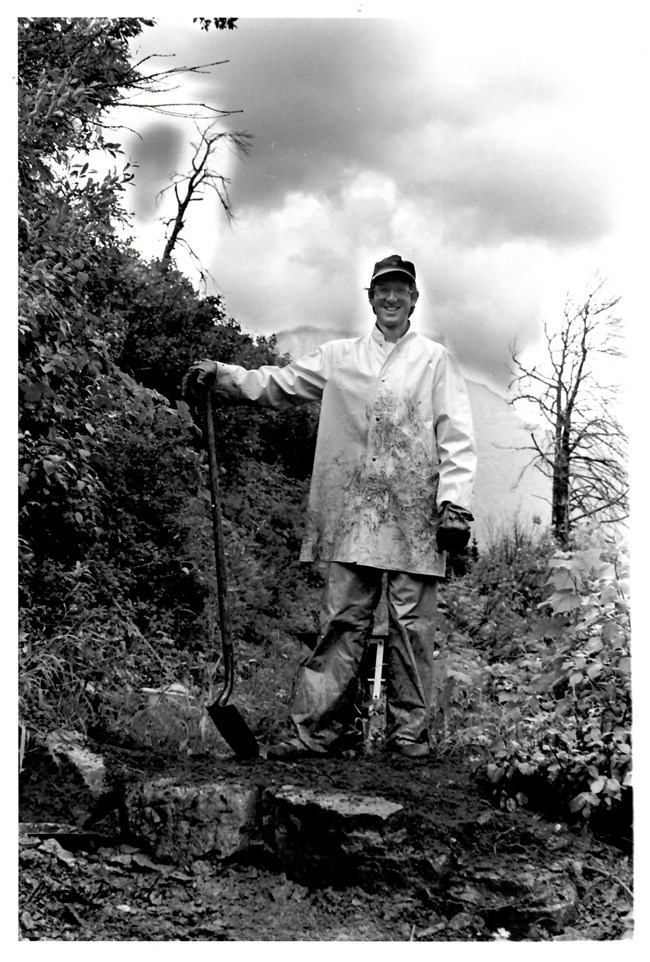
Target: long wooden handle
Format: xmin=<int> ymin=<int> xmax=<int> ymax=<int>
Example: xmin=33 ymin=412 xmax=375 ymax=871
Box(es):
xmin=205 ymin=391 xmax=234 ymax=706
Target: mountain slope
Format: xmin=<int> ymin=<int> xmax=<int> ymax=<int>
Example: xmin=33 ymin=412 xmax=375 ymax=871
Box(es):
xmin=274 ymin=326 xmax=551 ymax=543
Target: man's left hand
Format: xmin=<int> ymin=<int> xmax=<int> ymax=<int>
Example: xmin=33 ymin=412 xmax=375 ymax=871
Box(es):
xmin=436 ymin=502 xmax=474 ymax=554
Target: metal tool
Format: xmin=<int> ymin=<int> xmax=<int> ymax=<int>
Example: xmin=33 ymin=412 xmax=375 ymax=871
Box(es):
xmin=204 ymin=391 xmax=259 ymax=759
xmin=364 ymin=636 xmax=385 ymax=750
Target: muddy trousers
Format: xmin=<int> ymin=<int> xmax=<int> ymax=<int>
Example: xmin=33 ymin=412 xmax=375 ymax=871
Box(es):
xmin=291 ymin=562 xmax=440 ymax=752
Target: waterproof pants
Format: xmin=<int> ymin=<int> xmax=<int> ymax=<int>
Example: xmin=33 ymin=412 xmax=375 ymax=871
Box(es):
xmin=291 ymin=562 xmax=439 ymax=752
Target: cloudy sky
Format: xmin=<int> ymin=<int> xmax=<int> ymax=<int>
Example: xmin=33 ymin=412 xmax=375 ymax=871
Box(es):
xmin=108 ymin=2 xmax=643 ymax=394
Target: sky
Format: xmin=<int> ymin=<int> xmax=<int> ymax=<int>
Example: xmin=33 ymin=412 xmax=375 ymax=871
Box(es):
xmin=97 ymin=0 xmax=647 ymax=397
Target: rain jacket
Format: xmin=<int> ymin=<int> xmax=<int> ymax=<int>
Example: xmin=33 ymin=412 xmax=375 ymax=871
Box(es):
xmin=214 ymin=325 xmax=476 ymax=577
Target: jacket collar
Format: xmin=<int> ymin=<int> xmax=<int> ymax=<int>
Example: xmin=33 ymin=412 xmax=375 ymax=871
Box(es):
xmin=371 ymin=322 xmax=415 ymax=346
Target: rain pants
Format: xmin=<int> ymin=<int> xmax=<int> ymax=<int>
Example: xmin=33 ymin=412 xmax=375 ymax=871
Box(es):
xmin=213 ymin=324 xmax=476 ymax=748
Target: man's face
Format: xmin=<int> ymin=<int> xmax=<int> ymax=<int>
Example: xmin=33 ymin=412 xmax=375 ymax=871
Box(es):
xmin=370 ymin=276 xmax=419 ymax=338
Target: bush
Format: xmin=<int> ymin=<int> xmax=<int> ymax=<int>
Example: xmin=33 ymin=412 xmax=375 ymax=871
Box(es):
xmin=434 ymin=524 xmax=631 ymax=831
xmin=441 ymin=519 xmax=556 ymax=655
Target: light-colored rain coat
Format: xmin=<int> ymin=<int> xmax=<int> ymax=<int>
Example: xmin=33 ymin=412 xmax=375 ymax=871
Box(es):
xmin=214 ymin=325 xmax=476 ymax=577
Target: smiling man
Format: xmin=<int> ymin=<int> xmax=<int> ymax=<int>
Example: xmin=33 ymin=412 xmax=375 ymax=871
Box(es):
xmin=185 ymin=254 xmax=477 ymax=762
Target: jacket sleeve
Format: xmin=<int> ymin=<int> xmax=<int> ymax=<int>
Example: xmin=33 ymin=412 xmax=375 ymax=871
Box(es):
xmin=432 ymin=349 xmax=477 ymax=510
xmin=213 ymin=344 xmax=335 ymax=410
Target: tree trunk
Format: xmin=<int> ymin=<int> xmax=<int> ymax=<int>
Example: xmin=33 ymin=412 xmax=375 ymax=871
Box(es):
xmin=552 ymin=445 xmax=571 ymax=545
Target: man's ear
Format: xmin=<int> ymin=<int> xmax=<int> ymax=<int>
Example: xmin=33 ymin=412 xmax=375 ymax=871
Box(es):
xmin=408 ymin=289 xmax=420 ymax=317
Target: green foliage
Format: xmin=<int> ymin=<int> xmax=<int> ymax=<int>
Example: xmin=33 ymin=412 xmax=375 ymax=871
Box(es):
xmin=435 ymin=525 xmax=631 ymax=830
xmin=520 ymin=531 xmax=631 ymax=819
xmin=19 ymin=17 xmax=150 ymax=619
xmin=441 ymin=519 xmax=556 ymax=654
xmin=18 ymin=17 xmax=320 ymax=754
xmin=18 ymin=17 xmax=151 ymax=169
xmin=193 ymin=18 xmax=238 ymax=31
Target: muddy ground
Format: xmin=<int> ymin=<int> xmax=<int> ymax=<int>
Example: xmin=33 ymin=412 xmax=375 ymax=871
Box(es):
xmin=19 ymin=743 xmax=633 ymax=942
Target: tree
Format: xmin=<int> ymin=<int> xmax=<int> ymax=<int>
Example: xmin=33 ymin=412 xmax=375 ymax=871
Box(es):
xmin=509 ymin=279 xmax=628 ymax=545
xmin=160 ymin=124 xmax=252 ymax=269
xmin=18 ymin=18 xmax=153 ymax=606
xmin=16 ymin=17 xmax=252 ymax=628
xmin=18 ymin=17 xmax=322 ymax=748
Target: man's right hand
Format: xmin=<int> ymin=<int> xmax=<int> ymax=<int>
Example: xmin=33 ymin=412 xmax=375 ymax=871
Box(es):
xmin=182 ymin=359 xmax=219 ymax=400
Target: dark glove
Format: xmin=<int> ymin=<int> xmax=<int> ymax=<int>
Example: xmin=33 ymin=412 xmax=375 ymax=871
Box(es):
xmin=182 ymin=359 xmax=219 ymax=400
xmin=436 ymin=502 xmax=474 ymax=554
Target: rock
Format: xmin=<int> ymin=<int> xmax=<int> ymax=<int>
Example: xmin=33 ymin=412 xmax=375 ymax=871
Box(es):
xmin=123 ymin=778 xmax=262 ymax=862
xmin=46 ymin=730 xmax=108 ymax=798
xmin=18 ymin=730 xmax=115 ymax=828
xmin=262 ymin=784 xmax=405 ymax=887
xmin=123 ymin=778 xmax=455 ymax=891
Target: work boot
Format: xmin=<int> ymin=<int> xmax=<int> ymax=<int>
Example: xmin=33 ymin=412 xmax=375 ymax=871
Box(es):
xmin=385 ymin=740 xmax=430 ymax=762
xmin=266 ymin=739 xmax=329 ymax=761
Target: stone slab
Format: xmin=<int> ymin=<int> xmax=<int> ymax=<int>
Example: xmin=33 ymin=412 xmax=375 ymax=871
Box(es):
xmin=262 ymin=784 xmax=406 ymax=886
xmin=123 ymin=777 xmax=262 ymax=862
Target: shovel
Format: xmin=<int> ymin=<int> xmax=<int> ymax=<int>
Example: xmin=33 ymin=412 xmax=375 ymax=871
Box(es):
xmin=204 ymin=391 xmax=259 ymax=759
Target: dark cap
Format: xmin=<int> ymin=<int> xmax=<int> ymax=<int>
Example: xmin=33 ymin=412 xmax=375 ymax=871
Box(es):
xmin=370 ymin=254 xmax=416 ymax=286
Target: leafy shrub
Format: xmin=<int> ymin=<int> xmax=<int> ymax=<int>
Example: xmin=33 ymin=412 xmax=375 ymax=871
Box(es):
xmin=18 ymin=16 xmax=324 ymax=757
xmin=432 ymin=525 xmax=631 ymax=830
xmin=441 ymin=519 xmax=556 ymax=655
xmin=508 ymin=530 xmax=631 ymax=820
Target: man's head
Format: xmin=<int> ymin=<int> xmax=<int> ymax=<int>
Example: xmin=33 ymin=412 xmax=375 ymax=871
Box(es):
xmin=368 ymin=254 xmax=419 ymax=341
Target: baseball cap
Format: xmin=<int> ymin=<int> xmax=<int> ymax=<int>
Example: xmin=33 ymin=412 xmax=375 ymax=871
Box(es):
xmin=370 ymin=254 xmax=416 ymax=286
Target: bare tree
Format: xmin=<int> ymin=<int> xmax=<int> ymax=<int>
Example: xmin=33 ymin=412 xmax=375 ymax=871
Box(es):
xmin=509 ymin=278 xmax=628 ymax=545
xmin=158 ymin=123 xmax=251 ymax=272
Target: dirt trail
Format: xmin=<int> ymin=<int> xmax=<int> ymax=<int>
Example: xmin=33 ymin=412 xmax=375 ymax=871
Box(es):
xmin=19 ymin=744 xmax=633 ymax=941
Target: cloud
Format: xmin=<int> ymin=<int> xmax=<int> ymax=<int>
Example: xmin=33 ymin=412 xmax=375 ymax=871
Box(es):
xmin=171 ymin=17 xmax=615 ymax=251
xmin=117 ymin=14 xmax=630 ymax=391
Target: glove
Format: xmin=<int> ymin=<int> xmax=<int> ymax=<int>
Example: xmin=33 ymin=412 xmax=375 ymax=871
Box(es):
xmin=436 ymin=502 xmax=474 ymax=554
xmin=182 ymin=359 xmax=219 ymax=400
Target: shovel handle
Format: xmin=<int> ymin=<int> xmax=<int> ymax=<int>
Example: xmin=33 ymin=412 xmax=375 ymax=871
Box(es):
xmin=205 ymin=391 xmax=234 ymax=707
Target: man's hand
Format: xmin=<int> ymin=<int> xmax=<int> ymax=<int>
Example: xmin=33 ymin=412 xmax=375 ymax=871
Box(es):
xmin=182 ymin=359 xmax=219 ymax=400
xmin=436 ymin=502 xmax=474 ymax=554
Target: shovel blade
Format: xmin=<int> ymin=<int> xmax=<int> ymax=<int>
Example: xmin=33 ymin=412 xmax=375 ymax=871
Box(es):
xmin=207 ymin=702 xmax=259 ymax=759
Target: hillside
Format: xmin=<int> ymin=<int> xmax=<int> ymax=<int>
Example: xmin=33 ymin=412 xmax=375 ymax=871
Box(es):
xmin=275 ymin=325 xmax=551 ymax=544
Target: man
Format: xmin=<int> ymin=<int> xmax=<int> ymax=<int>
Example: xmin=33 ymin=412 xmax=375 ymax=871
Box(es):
xmin=185 ymin=254 xmax=476 ymax=761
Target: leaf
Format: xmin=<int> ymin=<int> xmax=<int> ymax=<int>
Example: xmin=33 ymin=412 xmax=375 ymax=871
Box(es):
xmin=584 ymin=636 xmax=604 ymax=654
xmin=549 ymin=590 xmax=582 ymax=613
xmin=547 ymin=568 xmax=576 ymax=589
xmin=617 ymin=657 xmax=631 ymax=676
